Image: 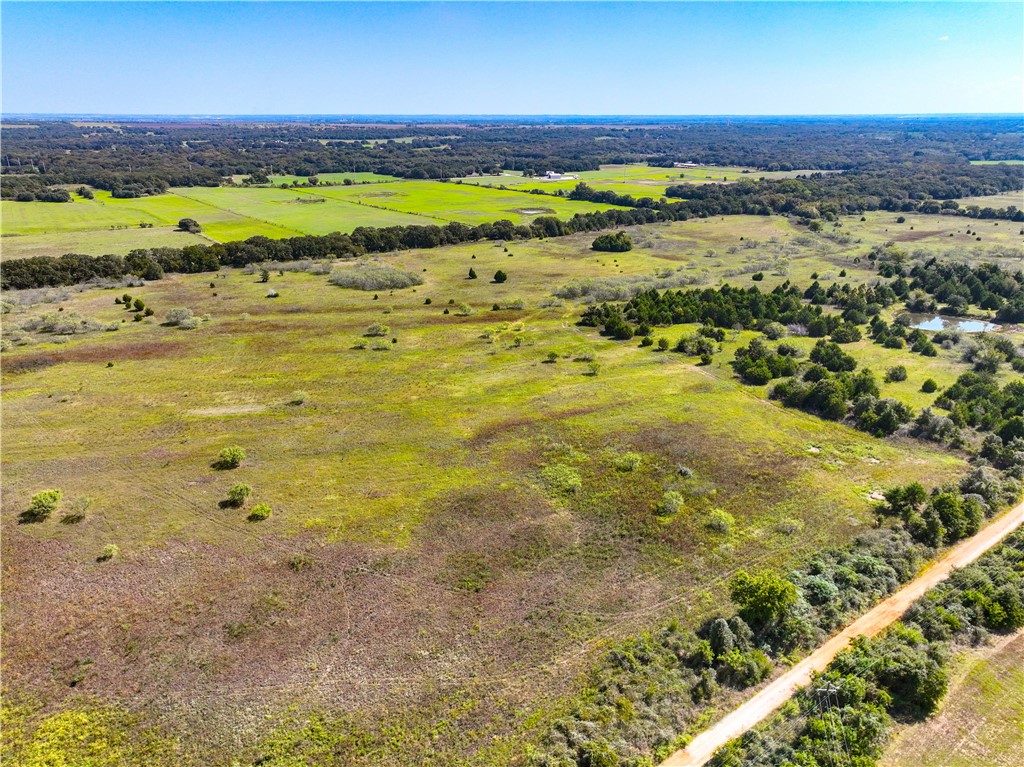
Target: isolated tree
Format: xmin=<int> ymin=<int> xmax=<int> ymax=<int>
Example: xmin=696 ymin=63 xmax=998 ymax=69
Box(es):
xmin=493 ymin=270 xmax=508 ymax=283
xmin=468 ymin=267 xmax=477 ymax=279
xmin=177 ymin=218 xmax=202 ymax=233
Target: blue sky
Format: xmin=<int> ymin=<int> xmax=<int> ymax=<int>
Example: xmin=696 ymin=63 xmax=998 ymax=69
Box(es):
xmin=2 ymin=2 xmax=1021 ymax=115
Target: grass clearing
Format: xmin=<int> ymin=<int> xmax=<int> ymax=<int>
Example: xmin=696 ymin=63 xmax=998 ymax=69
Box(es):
xmin=2 ymin=211 xmax=992 ymax=765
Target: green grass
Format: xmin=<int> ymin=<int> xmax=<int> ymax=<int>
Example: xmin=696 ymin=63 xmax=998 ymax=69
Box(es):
xmin=450 ymin=164 xmax=829 ymax=198
xmin=880 ymin=632 xmax=1024 ymax=767
xmin=1 ymin=180 xmax=629 ymax=259
xmin=2 ymin=211 xmax=1015 ymax=766
xmin=969 ymin=159 xmax=1024 ymax=165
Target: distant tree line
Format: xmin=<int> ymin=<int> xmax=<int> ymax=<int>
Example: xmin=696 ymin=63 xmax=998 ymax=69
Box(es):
xmin=3 ymin=116 xmax=1021 ymax=192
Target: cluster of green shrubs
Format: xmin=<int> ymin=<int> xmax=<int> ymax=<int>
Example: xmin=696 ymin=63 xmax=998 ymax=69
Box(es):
xmin=580 ymin=284 xmax=838 ymax=338
xmin=868 ymin=316 xmax=937 ymax=355
xmin=732 ymin=338 xmax=798 ymax=385
xmin=114 ymin=292 xmax=156 ymax=320
xmin=591 ymin=231 xmax=633 ymax=252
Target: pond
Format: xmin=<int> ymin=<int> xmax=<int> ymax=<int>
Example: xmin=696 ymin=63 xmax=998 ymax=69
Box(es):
xmin=907 ymin=314 xmax=999 ymax=333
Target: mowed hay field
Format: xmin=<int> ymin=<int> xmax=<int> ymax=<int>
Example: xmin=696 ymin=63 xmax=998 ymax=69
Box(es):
xmin=451 ymin=163 xmax=831 ymax=198
xmin=2 ymin=213 xmax=1004 ymax=764
xmin=0 ymin=180 xmax=629 ymax=260
xmin=880 ymin=631 xmax=1024 ymax=767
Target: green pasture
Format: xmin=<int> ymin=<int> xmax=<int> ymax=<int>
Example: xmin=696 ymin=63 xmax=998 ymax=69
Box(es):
xmin=0 ymin=181 xmax=630 ymax=259
xmin=5 ymin=212 xmax=1011 ymax=766
xmin=451 ymin=164 xmax=835 ymax=199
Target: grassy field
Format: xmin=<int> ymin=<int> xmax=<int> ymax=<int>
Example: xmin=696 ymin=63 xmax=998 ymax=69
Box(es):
xmin=955 ymin=191 xmax=1024 ymax=209
xmin=5 ymin=210 xmax=1010 ymax=764
xmin=450 ymin=163 xmax=829 ymax=198
xmin=880 ymin=631 xmax=1024 ymax=767
xmin=969 ymin=159 xmax=1024 ymax=165
xmin=0 ymin=181 xmax=628 ymax=260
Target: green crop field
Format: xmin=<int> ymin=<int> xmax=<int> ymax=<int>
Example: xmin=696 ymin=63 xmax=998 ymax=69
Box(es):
xmin=0 ymin=181 xmax=629 ymax=260
xmin=7 ymin=207 xmax=1016 ymax=764
xmin=880 ymin=631 xmax=1024 ymax=767
xmin=450 ymin=164 xmax=831 ymax=198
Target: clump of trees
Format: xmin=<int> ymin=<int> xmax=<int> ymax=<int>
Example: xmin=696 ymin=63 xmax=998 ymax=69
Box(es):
xmin=177 ymin=218 xmax=202 ymax=233
xmin=592 ymin=231 xmax=633 ymax=252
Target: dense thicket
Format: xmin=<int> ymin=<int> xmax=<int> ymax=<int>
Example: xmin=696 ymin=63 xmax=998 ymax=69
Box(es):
xmin=2 ymin=116 xmax=1021 ymax=191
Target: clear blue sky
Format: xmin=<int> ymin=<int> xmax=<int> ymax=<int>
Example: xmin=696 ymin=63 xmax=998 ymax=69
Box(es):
xmin=2 ymin=1 xmax=1021 ymax=115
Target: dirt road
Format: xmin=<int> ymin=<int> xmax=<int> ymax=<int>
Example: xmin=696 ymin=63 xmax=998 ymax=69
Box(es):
xmin=660 ymin=501 xmax=1024 ymax=767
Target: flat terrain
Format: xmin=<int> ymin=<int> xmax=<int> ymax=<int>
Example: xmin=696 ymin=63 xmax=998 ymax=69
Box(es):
xmin=450 ymin=164 xmax=831 ymax=198
xmin=3 ymin=211 xmax=998 ymax=764
xmin=880 ymin=630 xmax=1024 ymax=767
xmin=0 ymin=180 xmax=629 ymax=259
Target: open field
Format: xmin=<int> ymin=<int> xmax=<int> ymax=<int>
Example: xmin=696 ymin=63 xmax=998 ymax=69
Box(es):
xmin=955 ymin=191 xmax=1024 ymax=209
xmin=969 ymin=159 xmax=1024 ymax=165
xmin=451 ymin=164 xmax=831 ymax=198
xmin=880 ymin=631 xmax=1024 ymax=767
xmin=0 ymin=181 xmax=630 ymax=260
xmin=4 ymin=211 xmax=1002 ymax=764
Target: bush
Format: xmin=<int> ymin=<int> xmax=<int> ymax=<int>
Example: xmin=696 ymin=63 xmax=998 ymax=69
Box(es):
xmin=612 ymin=452 xmax=642 ymax=472
xmin=289 ymin=390 xmax=308 ymax=405
xmin=365 ymin=323 xmax=390 ymax=337
xmin=98 ymin=544 xmax=120 ymax=562
xmin=705 ymin=508 xmax=735 ymax=533
xmin=328 ymin=262 xmax=423 ymax=291
xmin=921 ymin=378 xmax=938 ymax=393
xmin=762 ymin=322 xmax=786 ymax=340
xmin=885 ymin=365 xmax=908 ymax=383
xmin=248 ymin=504 xmax=272 ymax=522
xmin=24 ymin=489 xmax=62 ymax=522
xmin=468 ymin=267 xmax=477 ymax=279
xmin=226 ymin=483 xmax=253 ymax=507
xmin=178 ymin=218 xmax=202 ymax=233
xmin=165 ymin=307 xmax=197 ymax=328
xmin=539 ymin=464 xmax=582 ymax=495
xmin=493 ymin=269 xmax=508 ymax=283
xmin=217 ymin=445 xmax=246 ymax=469
xmin=659 ymin=490 xmax=686 ymax=516
xmin=592 ymin=231 xmax=633 ymax=252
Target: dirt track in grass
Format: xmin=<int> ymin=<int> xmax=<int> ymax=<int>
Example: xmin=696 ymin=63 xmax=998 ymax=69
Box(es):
xmin=661 ymin=500 xmax=1024 ymax=767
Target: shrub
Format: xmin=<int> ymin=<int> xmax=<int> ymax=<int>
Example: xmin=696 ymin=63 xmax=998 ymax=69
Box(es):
xmin=657 ymin=337 xmax=670 ymax=351
xmin=365 ymin=323 xmax=389 ymax=337
xmin=762 ymin=322 xmax=786 ymax=340
xmin=226 ymin=483 xmax=253 ymax=507
xmin=468 ymin=267 xmax=477 ymax=279
xmin=885 ymin=365 xmax=908 ymax=383
xmin=24 ymin=489 xmax=62 ymax=522
xmin=659 ymin=490 xmax=686 ymax=517
xmin=613 ymin=452 xmax=642 ymax=472
xmin=493 ymin=270 xmax=508 ymax=283
xmin=328 ymin=263 xmax=423 ymax=291
xmin=751 ymin=272 xmax=764 ymax=281
xmin=178 ymin=218 xmax=202 ymax=233
xmin=289 ymin=390 xmax=308 ymax=405
xmin=706 ymin=508 xmax=734 ymax=533
xmin=248 ymin=504 xmax=272 ymax=522
xmin=165 ymin=307 xmax=196 ymax=327
xmin=217 ymin=445 xmax=246 ymax=469
xmin=539 ymin=464 xmax=582 ymax=495
xmin=592 ymin=231 xmax=633 ymax=252
xmin=97 ymin=544 xmax=120 ymax=562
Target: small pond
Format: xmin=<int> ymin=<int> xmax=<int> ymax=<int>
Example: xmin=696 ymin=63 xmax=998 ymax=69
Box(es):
xmin=906 ymin=314 xmax=999 ymax=333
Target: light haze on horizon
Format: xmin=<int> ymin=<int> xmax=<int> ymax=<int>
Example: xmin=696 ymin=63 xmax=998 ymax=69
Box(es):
xmin=2 ymin=1 xmax=1022 ymax=116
